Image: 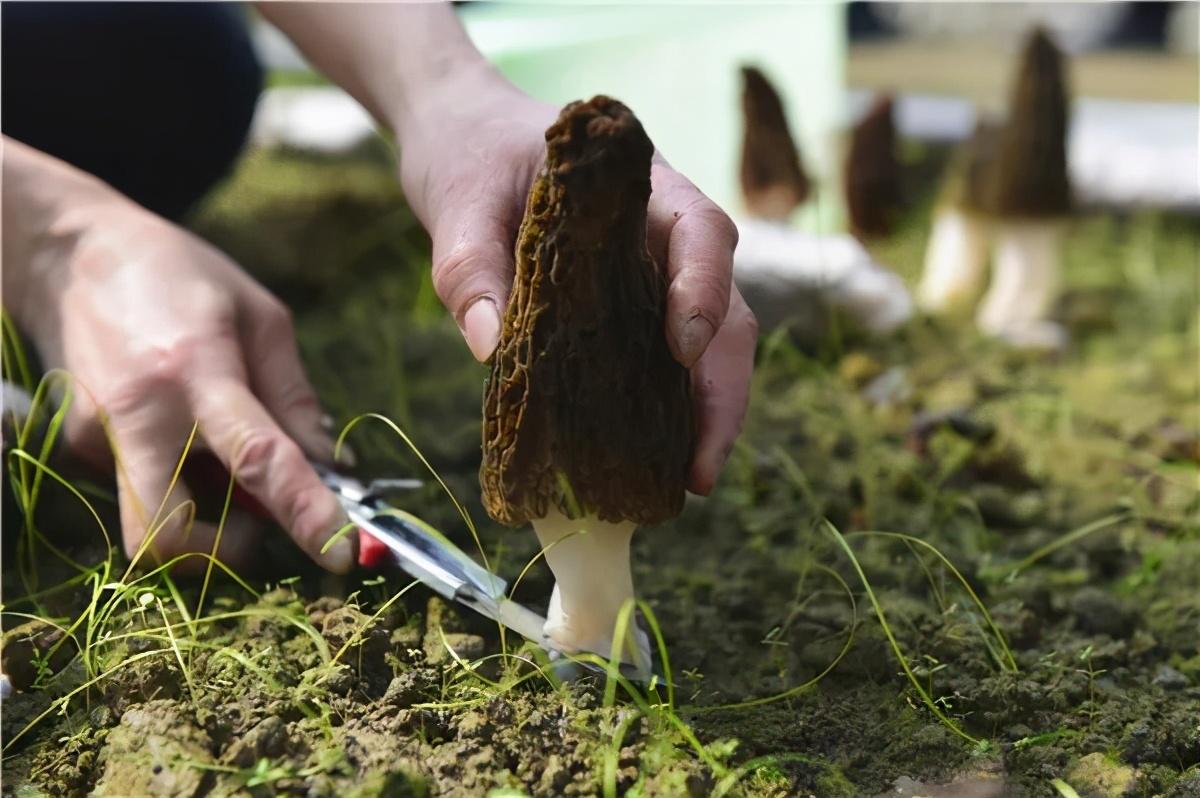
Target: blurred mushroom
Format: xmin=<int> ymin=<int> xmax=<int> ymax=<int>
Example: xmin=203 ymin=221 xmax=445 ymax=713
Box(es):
xmin=917 ymin=117 xmax=1001 ymax=314
xmin=739 ymin=65 xmax=811 ymax=221
xmin=976 ymin=27 xmax=1072 ymax=348
xmin=734 ymin=219 xmax=913 ymax=342
xmin=844 ymin=93 xmax=903 ymax=240
xmin=480 ymin=97 xmax=692 ymax=673
xmin=918 ymin=26 xmax=1072 ymax=352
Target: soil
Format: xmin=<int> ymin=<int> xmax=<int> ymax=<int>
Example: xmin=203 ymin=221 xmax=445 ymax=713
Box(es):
xmin=2 ymin=145 xmax=1197 ymax=798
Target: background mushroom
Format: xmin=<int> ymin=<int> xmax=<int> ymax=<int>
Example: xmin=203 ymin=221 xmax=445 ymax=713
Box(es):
xmin=917 ymin=26 xmax=1072 ymax=350
xmin=916 ymin=117 xmax=1001 ymax=315
xmin=480 ymin=96 xmax=692 ymax=672
xmin=739 ymin=65 xmax=812 ymax=222
xmin=975 ymin=26 xmax=1072 ymax=347
xmin=843 ymin=93 xmax=903 ymax=240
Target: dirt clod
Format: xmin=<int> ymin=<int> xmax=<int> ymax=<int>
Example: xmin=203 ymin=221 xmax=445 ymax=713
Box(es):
xmin=1 ymin=618 xmax=77 ymax=691
xmin=222 ymin=715 xmax=291 ymax=768
xmin=1071 ymin=588 xmax=1137 ymax=639
xmin=93 ymin=701 xmax=213 ymax=798
xmin=1065 ymin=752 xmax=1138 ymax=798
xmin=383 ymin=670 xmax=436 ymax=709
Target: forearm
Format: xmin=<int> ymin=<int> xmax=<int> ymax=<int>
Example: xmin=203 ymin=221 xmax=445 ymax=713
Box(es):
xmin=256 ymin=2 xmax=498 ymax=140
xmin=2 ymin=138 xmax=115 ymax=336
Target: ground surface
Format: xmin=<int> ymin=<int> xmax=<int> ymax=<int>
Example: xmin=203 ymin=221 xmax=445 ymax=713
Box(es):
xmin=2 ymin=145 xmax=1198 ymax=798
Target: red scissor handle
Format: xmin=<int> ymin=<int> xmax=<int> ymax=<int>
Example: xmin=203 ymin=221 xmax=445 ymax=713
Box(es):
xmin=182 ymin=451 xmax=389 ymax=570
xmin=356 ymin=528 xmax=391 ymax=569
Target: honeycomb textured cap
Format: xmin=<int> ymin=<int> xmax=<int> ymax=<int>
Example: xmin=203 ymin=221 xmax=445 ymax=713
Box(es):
xmin=480 ymin=96 xmax=693 ymax=528
xmin=939 ymin=117 xmax=1004 ymax=214
xmin=987 ymin=26 xmax=1072 ymax=219
xmin=844 ymin=93 xmax=903 ymax=239
xmin=739 ymin=66 xmax=811 ymax=219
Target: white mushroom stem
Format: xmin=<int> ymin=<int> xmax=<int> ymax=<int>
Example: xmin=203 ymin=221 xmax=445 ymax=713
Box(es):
xmin=532 ymin=508 xmax=651 ymax=673
xmin=917 ymin=207 xmax=990 ymax=314
xmin=976 ymin=219 xmax=1063 ymax=343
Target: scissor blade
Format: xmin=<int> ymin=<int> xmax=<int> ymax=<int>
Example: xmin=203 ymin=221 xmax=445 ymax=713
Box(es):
xmin=460 ymin=590 xmax=663 ymax=685
xmin=345 ymin=497 xmax=665 ymax=685
xmin=491 ymin=597 xmax=552 ymax=645
xmin=348 ymin=506 xmax=507 ymax=601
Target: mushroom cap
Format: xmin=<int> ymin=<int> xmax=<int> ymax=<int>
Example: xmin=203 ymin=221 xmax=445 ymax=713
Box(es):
xmin=480 ymin=96 xmax=693 ymax=528
xmin=940 ymin=116 xmax=1004 ymax=214
xmin=844 ymin=93 xmax=903 ymax=239
xmin=739 ymin=65 xmax=811 ymax=219
xmin=986 ymin=26 xmax=1072 ymax=219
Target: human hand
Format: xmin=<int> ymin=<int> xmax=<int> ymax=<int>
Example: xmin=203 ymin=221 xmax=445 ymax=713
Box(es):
xmin=256 ymin=3 xmax=756 ymax=494
xmin=396 ymin=71 xmax=757 ymax=496
xmin=8 ymin=160 xmax=353 ymax=573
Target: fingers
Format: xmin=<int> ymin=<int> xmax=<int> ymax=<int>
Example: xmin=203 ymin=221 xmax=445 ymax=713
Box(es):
xmin=187 ymin=375 xmax=356 ymax=574
xmin=643 ymin=162 xmax=752 ymax=493
xmin=107 ymin=395 xmax=258 ymax=572
xmin=61 ymin=382 xmax=112 ymax=471
xmin=239 ymin=293 xmax=339 ymax=464
xmin=647 ymin=163 xmax=739 ymax=368
xmin=429 ymin=198 xmax=519 ymax=362
xmin=687 ymin=287 xmax=758 ymax=496
xmin=156 ymin=510 xmax=261 ymax=577
xmin=113 ymin=425 xmax=201 ymax=563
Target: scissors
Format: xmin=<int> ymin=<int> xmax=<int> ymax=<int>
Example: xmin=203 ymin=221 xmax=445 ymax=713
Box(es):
xmin=1 ymin=377 xmax=660 ymax=686
xmin=182 ymin=452 xmax=659 ymax=685
xmin=312 ymin=463 xmax=660 ymax=685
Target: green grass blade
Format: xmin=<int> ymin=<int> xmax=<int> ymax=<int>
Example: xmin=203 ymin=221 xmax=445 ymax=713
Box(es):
xmin=823 ymin=521 xmax=979 ymax=745
xmin=1006 ymin=513 xmax=1131 ymax=580
xmin=847 ymin=530 xmax=1018 ymax=673
xmin=1050 ymin=778 xmax=1082 ymax=798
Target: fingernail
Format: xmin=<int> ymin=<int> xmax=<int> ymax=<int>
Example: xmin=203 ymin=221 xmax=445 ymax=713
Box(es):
xmin=320 ymin=413 xmax=335 ymax=432
xmin=676 ymin=315 xmax=715 ymax=367
xmin=335 ymin=442 xmax=358 ymax=469
xmin=462 ymin=298 xmax=501 ymax=362
xmin=306 ymin=431 xmax=341 ymax=466
xmin=322 ymin=530 xmax=356 ymax=574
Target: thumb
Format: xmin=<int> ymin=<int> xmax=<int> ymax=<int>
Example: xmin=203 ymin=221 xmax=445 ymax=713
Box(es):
xmin=430 ymin=205 xmax=515 ymax=362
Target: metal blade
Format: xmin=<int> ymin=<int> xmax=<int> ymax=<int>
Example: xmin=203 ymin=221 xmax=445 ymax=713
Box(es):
xmin=321 ymin=466 xmax=666 ymax=686
xmin=361 ymin=523 xmax=664 ymax=685
xmin=491 ymin=597 xmax=553 ymax=645
xmin=460 ymin=588 xmax=663 ymax=685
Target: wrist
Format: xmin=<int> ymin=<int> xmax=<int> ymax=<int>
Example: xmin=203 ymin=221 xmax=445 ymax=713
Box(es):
xmin=261 ymin=1 xmax=504 ymax=142
xmin=389 ymin=41 xmax=510 ymax=147
xmin=382 ymin=3 xmax=494 ymax=129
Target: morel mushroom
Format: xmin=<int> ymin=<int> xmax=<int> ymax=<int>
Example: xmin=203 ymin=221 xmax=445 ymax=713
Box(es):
xmin=481 ymin=97 xmax=692 ymax=672
xmin=917 ymin=118 xmax=1000 ymax=314
xmin=918 ymin=26 xmax=1071 ymax=351
xmin=975 ymin=26 xmax=1071 ymax=347
xmin=844 ymin=93 xmax=903 ymax=240
xmin=739 ymin=66 xmax=811 ymax=221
